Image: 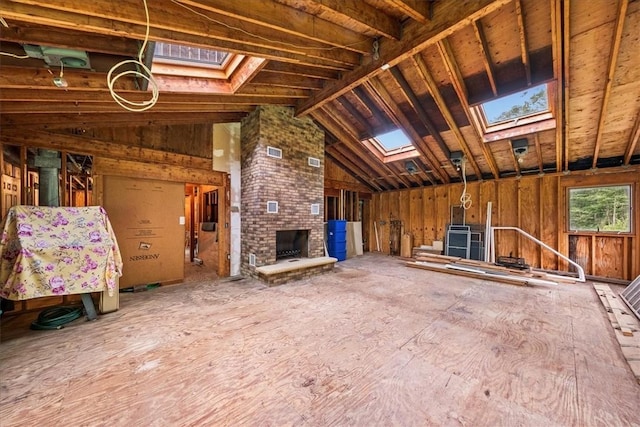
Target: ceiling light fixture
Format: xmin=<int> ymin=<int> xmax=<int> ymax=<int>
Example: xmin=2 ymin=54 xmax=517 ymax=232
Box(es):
xmin=52 ymin=62 xmax=68 ymax=88
xmin=381 ymin=63 xmax=390 ymax=70
xmin=511 ymin=138 xmax=529 ymax=164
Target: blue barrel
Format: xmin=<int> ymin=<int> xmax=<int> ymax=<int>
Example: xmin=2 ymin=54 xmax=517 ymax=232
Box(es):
xmin=327 ymin=220 xmax=347 ymax=261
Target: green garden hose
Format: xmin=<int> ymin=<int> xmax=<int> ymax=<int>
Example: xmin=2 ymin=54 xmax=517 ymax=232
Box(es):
xmin=30 ymin=306 xmax=83 ymax=330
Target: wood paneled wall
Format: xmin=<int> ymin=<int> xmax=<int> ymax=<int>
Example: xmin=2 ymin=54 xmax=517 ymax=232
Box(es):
xmin=370 ymin=167 xmax=639 ymax=281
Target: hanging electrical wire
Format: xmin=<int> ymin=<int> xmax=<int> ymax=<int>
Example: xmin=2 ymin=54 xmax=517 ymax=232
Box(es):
xmin=0 ymin=51 xmax=30 ymax=59
xmin=107 ymin=0 xmax=159 ymax=112
xmin=460 ymin=158 xmax=472 ymax=210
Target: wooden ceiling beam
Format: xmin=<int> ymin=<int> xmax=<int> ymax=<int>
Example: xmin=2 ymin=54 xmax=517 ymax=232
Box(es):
xmin=236 ymin=85 xmax=310 ymax=98
xmin=327 ymin=142 xmax=391 ymax=190
xmin=533 ymin=133 xmax=544 ymax=173
xmin=312 ymin=0 xmax=401 ymax=40
xmin=312 ymin=108 xmax=402 ymax=189
xmin=514 ymin=0 xmax=531 ymax=86
xmin=178 ymin=0 xmax=371 ymax=54
xmin=1 ymin=112 xmax=247 ymax=128
xmin=364 ymin=77 xmax=449 ymax=184
xmin=0 ymin=21 xmax=140 ymax=57
xmin=324 ymin=148 xmax=384 ymax=192
xmin=0 ymin=0 xmax=355 ymax=69
xmin=250 ymin=72 xmax=325 ymax=90
xmin=0 ymin=102 xmax=255 ymax=114
xmin=472 ymin=20 xmax=498 ymax=96
xmin=262 ymin=62 xmax=340 ymax=80
xmin=335 ymin=97 xmax=376 ymax=138
xmin=389 ymin=66 xmax=452 ymax=160
xmin=352 ymin=87 xmax=392 ymax=130
xmin=321 ymin=106 xmax=415 ymax=188
xmin=623 ymin=111 xmax=640 ymax=165
xmin=411 ymin=55 xmax=483 ymax=178
xmin=385 ymin=0 xmax=432 ymax=24
xmin=436 ymin=39 xmax=500 ymax=179
xmin=0 ymin=88 xmax=296 ymax=105
xmin=1 ymin=129 xmax=213 ymax=169
xmin=295 ymin=0 xmax=511 ymax=116
xmin=550 ymin=0 xmax=567 ymax=172
xmin=591 ymin=0 xmax=628 ymax=169
xmin=0 ymin=66 xmax=135 ymax=91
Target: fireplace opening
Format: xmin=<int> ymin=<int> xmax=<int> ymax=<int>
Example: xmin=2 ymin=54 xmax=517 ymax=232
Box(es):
xmin=276 ymin=230 xmax=309 ymax=260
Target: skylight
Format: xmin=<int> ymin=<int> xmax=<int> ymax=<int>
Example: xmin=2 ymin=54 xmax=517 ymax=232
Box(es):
xmin=154 ymin=42 xmax=230 ymax=68
xmin=482 ymin=84 xmax=549 ymax=125
xmin=375 ymin=129 xmax=412 ymax=151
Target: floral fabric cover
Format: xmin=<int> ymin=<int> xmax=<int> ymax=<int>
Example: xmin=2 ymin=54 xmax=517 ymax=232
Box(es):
xmin=0 ymin=205 xmax=123 ymax=300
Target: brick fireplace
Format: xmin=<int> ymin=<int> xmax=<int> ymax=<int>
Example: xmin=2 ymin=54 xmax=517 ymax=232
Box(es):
xmin=240 ymin=106 xmax=326 ymax=280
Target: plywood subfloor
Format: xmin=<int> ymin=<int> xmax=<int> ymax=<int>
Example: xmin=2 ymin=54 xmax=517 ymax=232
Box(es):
xmin=1 ymin=253 xmax=638 ymax=426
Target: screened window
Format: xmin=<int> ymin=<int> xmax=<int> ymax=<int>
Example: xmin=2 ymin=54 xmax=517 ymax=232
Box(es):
xmin=568 ymin=185 xmax=632 ymax=233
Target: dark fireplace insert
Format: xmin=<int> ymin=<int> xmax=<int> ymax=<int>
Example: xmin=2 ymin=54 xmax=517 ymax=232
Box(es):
xmin=276 ymin=230 xmax=309 ymax=260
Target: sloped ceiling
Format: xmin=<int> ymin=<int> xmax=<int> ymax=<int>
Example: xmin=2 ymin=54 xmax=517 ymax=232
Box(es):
xmin=1 ymin=0 xmax=638 ymax=191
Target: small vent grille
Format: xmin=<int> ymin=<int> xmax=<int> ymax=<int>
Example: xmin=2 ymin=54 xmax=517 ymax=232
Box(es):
xmin=308 ymin=157 xmax=321 ymax=167
xmin=311 ymin=204 xmax=320 ymax=215
xmin=267 ymin=201 xmax=278 ymax=213
xmin=267 ymin=146 xmax=282 ymax=159
xmin=249 ymin=253 xmax=256 ymax=267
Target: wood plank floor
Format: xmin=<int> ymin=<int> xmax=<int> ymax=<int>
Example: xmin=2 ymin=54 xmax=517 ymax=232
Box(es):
xmin=1 ymin=253 xmax=638 ymax=426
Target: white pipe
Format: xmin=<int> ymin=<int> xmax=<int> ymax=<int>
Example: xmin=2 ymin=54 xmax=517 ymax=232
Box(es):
xmin=484 ymin=202 xmax=492 ymax=262
xmin=491 ymin=226 xmax=585 ymax=282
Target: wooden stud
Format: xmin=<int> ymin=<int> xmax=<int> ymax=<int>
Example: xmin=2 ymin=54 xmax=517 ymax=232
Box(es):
xmin=592 ymin=0 xmax=629 ymax=169
xmin=550 ymin=0 xmax=564 ymax=172
xmin=562 ymin=0 xmax=570 ymax=172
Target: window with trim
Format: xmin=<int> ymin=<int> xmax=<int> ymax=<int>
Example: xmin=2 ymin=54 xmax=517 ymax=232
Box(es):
xmin=471 ymin=83 xmax=556 ymax=141
xmin=568 ymin=185 xmax=632 ymax=233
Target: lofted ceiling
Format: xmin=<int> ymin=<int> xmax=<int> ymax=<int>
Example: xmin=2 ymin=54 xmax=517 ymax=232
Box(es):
xmin=0 ymin=0 xmax=638 ymax=191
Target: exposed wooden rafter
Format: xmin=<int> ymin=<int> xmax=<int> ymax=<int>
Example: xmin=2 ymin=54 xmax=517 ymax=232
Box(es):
xmin=384 ymin=0 xmax=432 ymax=24
xmin=472 ymin=19 xmax=498 ymax=96
xmin=0 ymin=0 xmax=357 ymax=69
xmin=533 ymin=133 xmax=544 ymax=173
xmin=178 ymin=0 xmax=371 ymax=54
xmin=436 ymin=39 xmax=500 ymax=179
xmin=591 ymin=0 xmax=628 ymax=169
xmin=388 ymin=66 xmax=452 ymax=160
xmin=624 ymin=113 xmax=640 ymax=165
xmin=309 ymin=0 xmax=401 ymax=40
xmin=410 ymin=55 xmax=483 ymax=179
xmin=550 ymin=0 xmax=565 ymax=172
xmin=295 ymin=0 xmax=512 ymax=116
xmin=514 ymin=0 xmax=531 ymax=86
xmin=364 ymin=77 xmax=449 ymax=184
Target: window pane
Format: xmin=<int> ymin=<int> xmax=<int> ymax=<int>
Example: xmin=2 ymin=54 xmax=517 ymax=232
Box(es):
xmin=482 ymin=84 xmax=549 ymax=125
xmin=374 ymin=129 xmax=411 ymax=151
xmin=568 ymin=185 xmax=631 ymax=232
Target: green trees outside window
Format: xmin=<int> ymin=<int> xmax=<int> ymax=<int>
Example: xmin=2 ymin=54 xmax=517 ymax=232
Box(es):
xmin=568 ymin=185 xmax=631 ymax=232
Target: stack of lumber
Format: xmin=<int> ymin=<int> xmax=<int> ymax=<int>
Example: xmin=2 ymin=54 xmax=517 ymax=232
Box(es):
xmin=594 ymin=284 xmax=640 ymax=384
xmin=406 ymin=252 xmax=577 ymax=287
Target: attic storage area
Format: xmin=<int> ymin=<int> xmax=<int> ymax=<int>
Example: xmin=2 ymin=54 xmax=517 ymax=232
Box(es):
xmin=1 ymin=0 xmax=639 ymax=425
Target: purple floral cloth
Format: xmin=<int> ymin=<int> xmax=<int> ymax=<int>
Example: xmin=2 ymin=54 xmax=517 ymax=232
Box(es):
xmin=0 ymin=206 xmax=123 ymax=300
